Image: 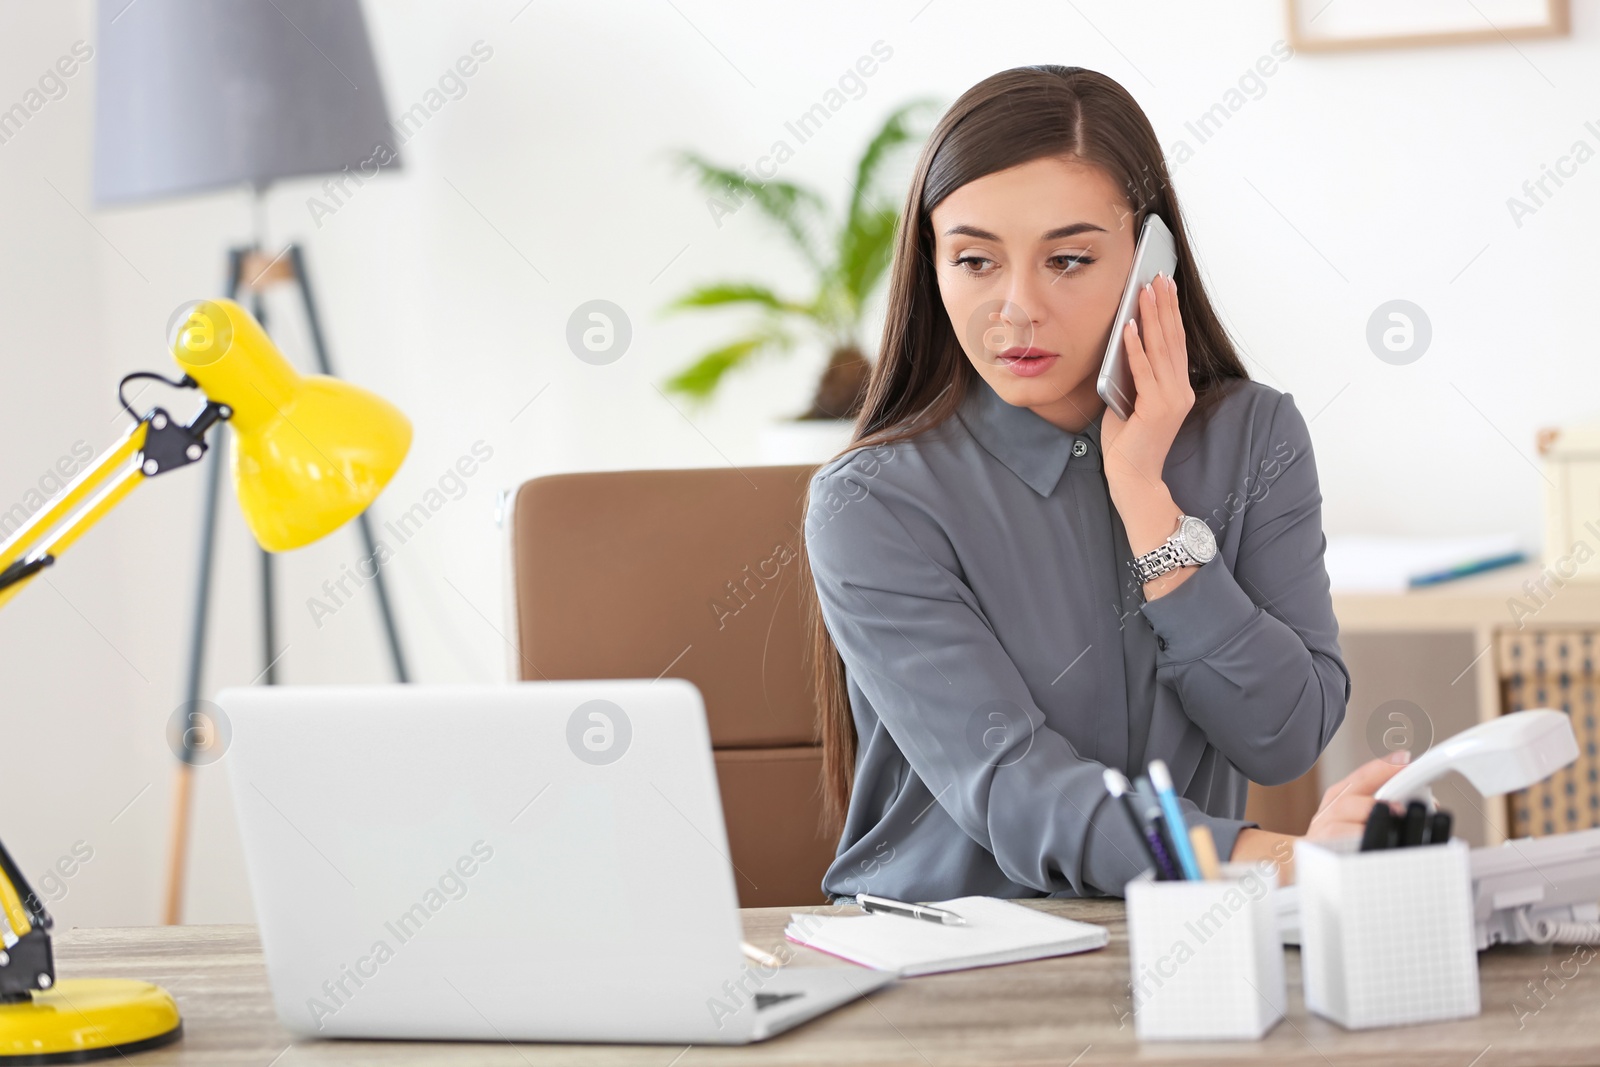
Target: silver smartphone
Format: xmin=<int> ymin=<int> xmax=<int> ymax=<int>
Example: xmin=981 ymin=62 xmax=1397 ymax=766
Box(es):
xmin=1095 ymin=213 xmax=1178 ymax=421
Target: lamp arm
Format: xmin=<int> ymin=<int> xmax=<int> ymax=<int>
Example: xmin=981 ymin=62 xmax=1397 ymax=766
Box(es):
xmin=0 ymin=386 xmax=232 ymax=611
xmin=0 ymin=835 xmax=54 ymax=1000
xmin=0 ymin=420 xmax=146 ymax=604
xmin=0 ymin=377 xmax=234 ymax=1001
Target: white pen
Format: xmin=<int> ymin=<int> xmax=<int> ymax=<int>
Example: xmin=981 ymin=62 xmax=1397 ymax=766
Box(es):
xmin=855 ymin=892 xmax=966 ymax=926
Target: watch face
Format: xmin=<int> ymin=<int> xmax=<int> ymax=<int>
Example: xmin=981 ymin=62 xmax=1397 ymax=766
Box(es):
xmin=1179 ymin=516 xmax=1217 ymax=562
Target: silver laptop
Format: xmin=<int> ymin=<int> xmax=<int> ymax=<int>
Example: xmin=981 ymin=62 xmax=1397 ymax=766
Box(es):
xmin=218 ymin=679 xmax=893 ymax=1044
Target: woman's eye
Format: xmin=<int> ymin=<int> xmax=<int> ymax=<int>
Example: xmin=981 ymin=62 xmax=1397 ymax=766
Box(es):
xmin=1049 ymin=254 xmax=1095 ymax=274
xmin=949 ymin=253 xmax=1094 ymax=276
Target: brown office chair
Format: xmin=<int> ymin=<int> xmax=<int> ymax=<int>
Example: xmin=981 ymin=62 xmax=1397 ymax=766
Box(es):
xmin=508 ymin=464 xmax=836 ymax=908
xmin=1245 ymin=769 xmax=1322 ymax=835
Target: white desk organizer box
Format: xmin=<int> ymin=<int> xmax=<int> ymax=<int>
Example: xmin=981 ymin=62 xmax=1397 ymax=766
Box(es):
xmin=1125 ymin=862 xmax=1285 ymax=1041
xmin=1296 ymin=837 xmax=1480 ymax=1029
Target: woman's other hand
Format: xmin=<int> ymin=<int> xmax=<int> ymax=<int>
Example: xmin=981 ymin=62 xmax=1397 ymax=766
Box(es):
xmin=1304 ymin=750 xmax=1413 ymax=842
xmin=1228 ymin=752 xmax=1413 ymax=884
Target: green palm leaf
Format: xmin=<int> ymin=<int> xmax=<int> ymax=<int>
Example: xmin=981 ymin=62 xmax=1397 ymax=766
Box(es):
xmin=671 ymin=151 xmax=828 ymax=268
xmin=833 ymin=206 xmax=900 ymax=312
xmin=662 ymin=98 xmax=937 ymax=405
xmin=663 ymin=283 xmax=812 ymax=316
xmin=662 ymin=330 xmax=795 ymax=400
xmin=844 ymin=99 xmax=939 ymax=233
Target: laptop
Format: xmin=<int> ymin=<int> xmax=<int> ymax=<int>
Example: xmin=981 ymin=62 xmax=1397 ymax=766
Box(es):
xmin=218 ymin=679 xmax=893 ymax=1044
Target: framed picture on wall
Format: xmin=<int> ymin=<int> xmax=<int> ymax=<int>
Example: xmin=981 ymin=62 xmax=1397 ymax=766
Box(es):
xmin=1286 ymin=0 xmax=1569 ymax=53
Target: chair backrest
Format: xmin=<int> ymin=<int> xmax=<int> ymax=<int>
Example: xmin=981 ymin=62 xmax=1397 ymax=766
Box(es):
xmin=508 ymin=464 xmax=836 ymax=907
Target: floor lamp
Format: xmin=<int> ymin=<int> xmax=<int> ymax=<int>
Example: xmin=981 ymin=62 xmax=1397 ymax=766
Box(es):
xmin=92 ymin=0 xmax=406 ymax=923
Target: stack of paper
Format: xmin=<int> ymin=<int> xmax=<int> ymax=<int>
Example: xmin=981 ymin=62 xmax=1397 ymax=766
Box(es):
xmin=784 ymin=896 xmax=1108 ymax=976
xmin=1322 ymin=534 xmax=1525 ymax=592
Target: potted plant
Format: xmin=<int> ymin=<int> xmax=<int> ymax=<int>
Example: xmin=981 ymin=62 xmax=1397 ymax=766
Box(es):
xmin=663 ymin=100 xmax=937 ymax=462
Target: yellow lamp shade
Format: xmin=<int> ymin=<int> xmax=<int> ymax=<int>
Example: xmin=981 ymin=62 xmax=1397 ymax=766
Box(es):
xmin=167 ymin=298 xmax=411 ymax=552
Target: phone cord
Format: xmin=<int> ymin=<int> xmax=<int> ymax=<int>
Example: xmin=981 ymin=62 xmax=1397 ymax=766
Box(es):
xmin=1516 ymin=907 xmax=1600 ymax=945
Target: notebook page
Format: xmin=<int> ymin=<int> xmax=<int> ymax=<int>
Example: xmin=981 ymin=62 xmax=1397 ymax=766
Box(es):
xmin=786 ymin=896 xmax=1108 ymax=976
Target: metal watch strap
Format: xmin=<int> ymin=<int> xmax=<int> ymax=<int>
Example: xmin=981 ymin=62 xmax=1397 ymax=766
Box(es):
xmin=1130 ymin=521 xmax=1195 ymax=584
xmin=1133 ymin=541 xmax=1185 ymax=584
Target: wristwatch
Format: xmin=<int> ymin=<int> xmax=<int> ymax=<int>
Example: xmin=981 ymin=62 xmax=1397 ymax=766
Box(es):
xmin=1130 ymin=514 xmax=1217 ymax=584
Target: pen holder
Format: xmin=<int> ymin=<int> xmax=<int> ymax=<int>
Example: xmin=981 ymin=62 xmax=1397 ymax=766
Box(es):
xmin=1125 ymin=862 xmax=1286 ymax=1041
xmin=1295 ymin=837 xmax=1479 ymax=1029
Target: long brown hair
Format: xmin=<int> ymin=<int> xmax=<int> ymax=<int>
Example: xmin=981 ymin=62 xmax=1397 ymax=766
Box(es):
xmin=800 ymin=65 xmax=1250 ymax=838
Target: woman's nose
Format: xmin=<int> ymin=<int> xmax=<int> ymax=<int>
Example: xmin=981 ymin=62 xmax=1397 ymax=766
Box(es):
xmin=1000 ymin=276 xmax=1048 ymax=329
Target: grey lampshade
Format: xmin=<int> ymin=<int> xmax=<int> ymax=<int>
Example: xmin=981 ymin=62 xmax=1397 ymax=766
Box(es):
xmin=93 ymin=0 xmax=400 ymax=206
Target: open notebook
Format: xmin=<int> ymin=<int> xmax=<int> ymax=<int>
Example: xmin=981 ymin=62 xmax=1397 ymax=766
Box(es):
xmin=784 ymin=896 xmax=1109 ymax=977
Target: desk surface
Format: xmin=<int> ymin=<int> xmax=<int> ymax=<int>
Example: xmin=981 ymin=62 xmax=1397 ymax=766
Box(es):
xmin=53 ymin=900 xmax=1593 ymax=1067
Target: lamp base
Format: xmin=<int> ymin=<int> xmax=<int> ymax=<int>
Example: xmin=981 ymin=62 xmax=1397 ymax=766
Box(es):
xmin=0 ymin=979 xmax=181 ymax=1064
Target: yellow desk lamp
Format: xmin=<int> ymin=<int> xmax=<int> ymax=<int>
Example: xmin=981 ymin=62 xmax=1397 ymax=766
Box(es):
xmin=0 ymin=298 xmax=410 ymax=1061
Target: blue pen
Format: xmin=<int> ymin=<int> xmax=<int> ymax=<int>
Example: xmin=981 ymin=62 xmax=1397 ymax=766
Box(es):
xmin=1407 ymin=551 xmax=1525 ymax=588
xmin=1147 ymin=759 xmax=1202 ymax=880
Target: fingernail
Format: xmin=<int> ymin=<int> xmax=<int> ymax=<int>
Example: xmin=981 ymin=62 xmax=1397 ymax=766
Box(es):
xmin=1386 ymin=749 xmax=1411 ymax=765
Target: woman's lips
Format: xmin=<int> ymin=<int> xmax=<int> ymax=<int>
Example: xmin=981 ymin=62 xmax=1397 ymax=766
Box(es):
xmin=996 ymin=347 xmax=1059 ymax=377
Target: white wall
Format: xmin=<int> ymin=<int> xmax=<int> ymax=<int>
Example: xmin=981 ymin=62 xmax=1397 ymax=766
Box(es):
xmin=2 ymin=0 xmax=1595 ymax=926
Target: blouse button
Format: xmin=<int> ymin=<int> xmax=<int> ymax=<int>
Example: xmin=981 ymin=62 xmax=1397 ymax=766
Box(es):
xmin=1071 ymin=439 xmax=1088 ymax=458
xmin=1157 ymin=637 xmax=1169 ymax=651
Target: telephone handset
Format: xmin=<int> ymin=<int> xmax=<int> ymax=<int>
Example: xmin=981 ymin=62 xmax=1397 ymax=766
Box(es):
xmin=1279 ymin=709 xmax=1600 ymax=949
xmin=1374 ymin=708 xmax=1579 ymax=808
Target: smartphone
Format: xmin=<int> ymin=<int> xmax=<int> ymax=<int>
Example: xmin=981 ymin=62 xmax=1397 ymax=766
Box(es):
xmin=1095 ymin=213 xmax=1178 ymax=421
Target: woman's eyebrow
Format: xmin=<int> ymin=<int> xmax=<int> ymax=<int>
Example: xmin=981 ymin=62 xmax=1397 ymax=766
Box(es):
xmin=942 ymin=222 xmax=1109 ymax=240
xmin=1041 ymin=222 xmax=1108 ymax=239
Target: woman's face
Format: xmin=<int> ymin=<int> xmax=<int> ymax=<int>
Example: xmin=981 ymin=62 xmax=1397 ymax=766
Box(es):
xmin=930 ymin=155 xmax=1138 ymax=432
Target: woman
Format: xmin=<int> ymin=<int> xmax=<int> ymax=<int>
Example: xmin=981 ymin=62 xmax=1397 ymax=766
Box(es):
xmin=800 ymin=65 xmax=1405 ymax=902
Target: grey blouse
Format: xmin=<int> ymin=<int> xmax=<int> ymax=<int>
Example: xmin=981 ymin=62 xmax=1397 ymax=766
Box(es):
xmin=803 ymin=372 xmax=1349 ymax=901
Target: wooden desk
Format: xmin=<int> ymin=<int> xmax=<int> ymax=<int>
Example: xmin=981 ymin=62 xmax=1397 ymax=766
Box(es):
xmin=56 ymin=901 xmax=1594 ymax=1066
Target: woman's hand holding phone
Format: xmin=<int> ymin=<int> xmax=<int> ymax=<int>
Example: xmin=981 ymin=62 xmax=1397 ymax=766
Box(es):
xmin=1101 ymin=273 xmax=1197 ymax=599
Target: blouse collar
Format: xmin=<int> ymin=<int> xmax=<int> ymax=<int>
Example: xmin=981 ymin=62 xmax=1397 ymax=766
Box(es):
xmin=954 ymin=373 xmax=1101 ymax=497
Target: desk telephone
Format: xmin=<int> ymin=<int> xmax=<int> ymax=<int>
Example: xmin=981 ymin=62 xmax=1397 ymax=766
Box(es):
xmin=1278 ymin=708 xmax=1600 ymax=949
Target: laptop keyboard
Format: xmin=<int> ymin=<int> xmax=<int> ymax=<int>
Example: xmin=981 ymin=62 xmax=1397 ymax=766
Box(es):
xmin=755 ymin=991 xmax=805 ymax=1011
